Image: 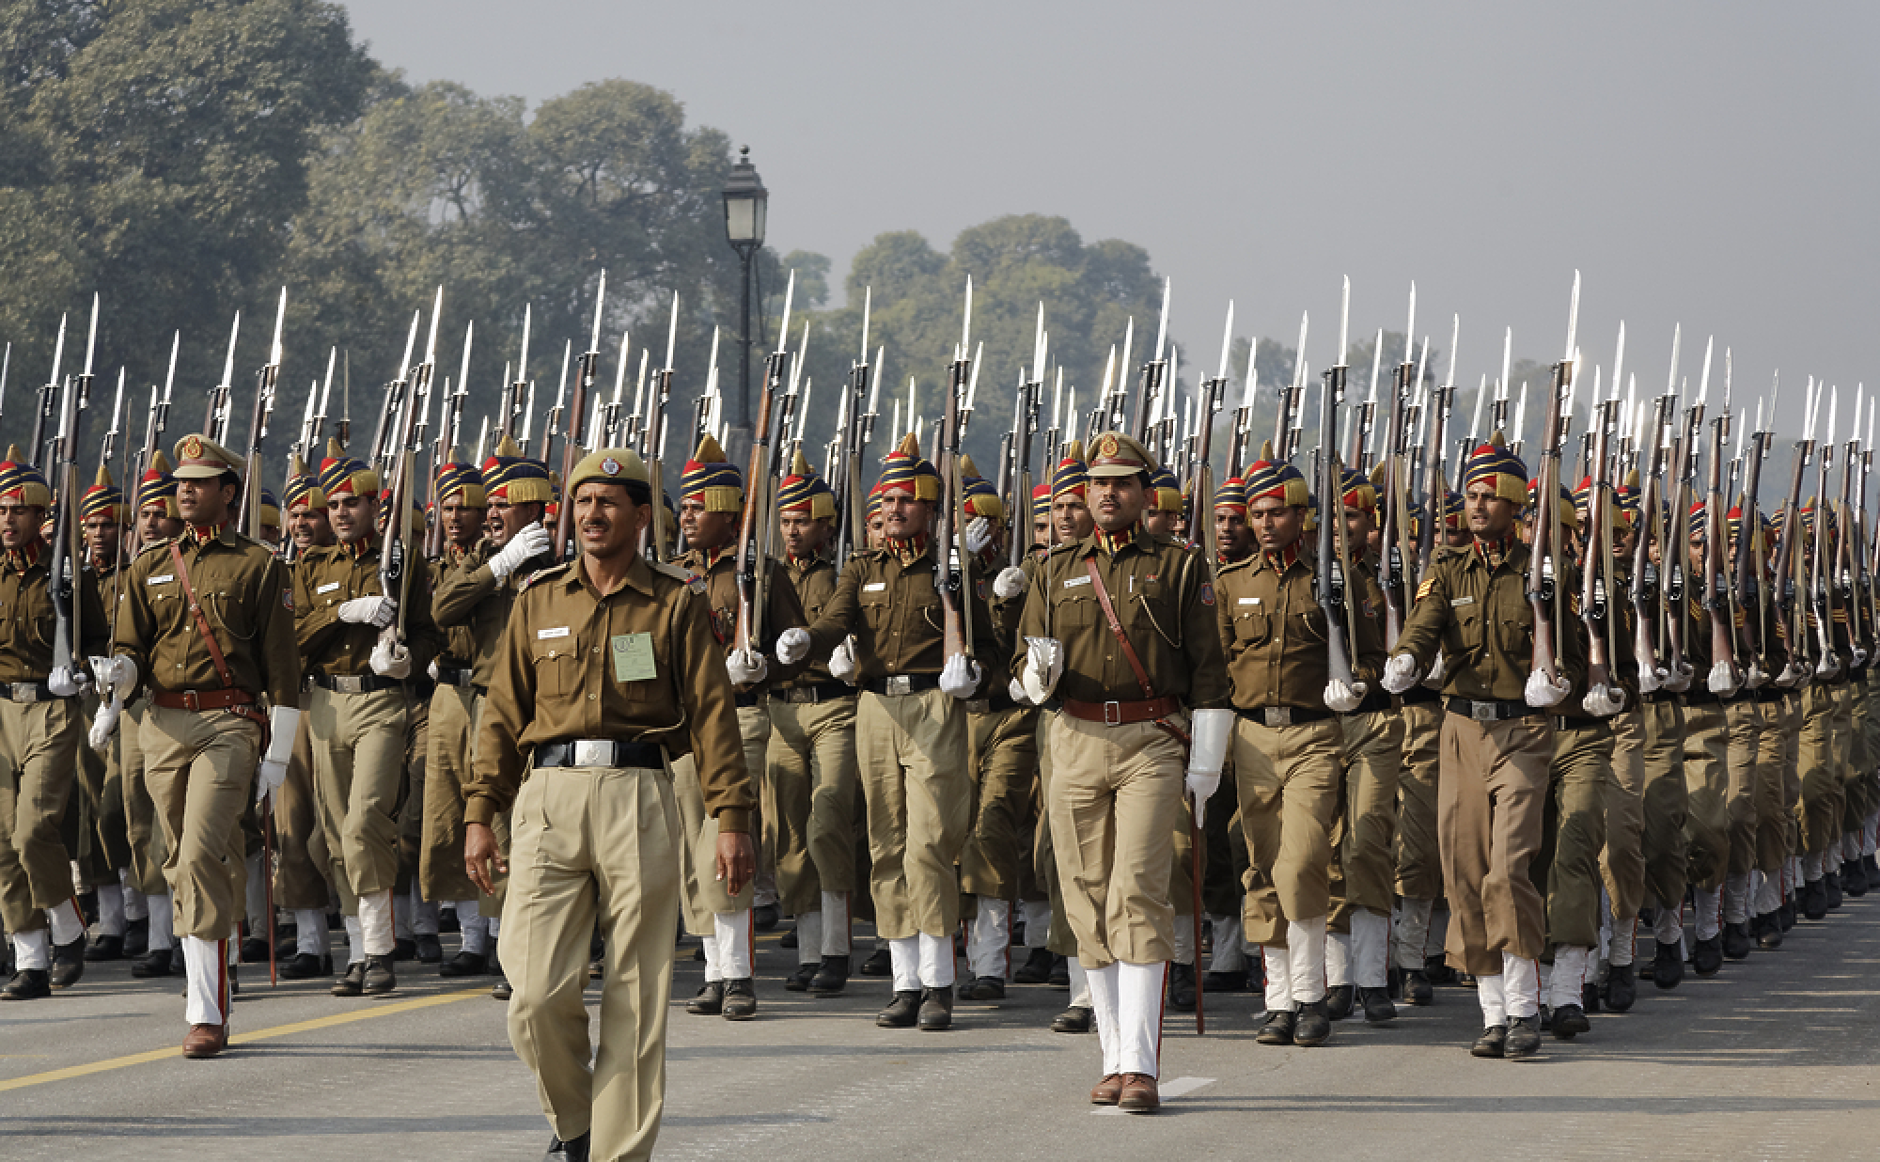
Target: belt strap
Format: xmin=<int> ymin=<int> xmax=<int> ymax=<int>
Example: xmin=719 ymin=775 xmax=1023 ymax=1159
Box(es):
xmin=0 ymin=681 xmax=54 ymax=704
xmin=1083 ymin=557 xmax=1190 ymax=747
xmin=152 ymin=688 xmax=257 ymax=713
xmin=860 ymin=673 xmax=941 ymax=696
xmin=533 ymin=740 xmax=666 ymax=770
xmin=1237 ymin=705 xmax=1336 ymax=727
xmin=1444 ymin=696 xmax=1542 ymax=722
xmin=1062 ymin=695 xmax=1182 ymax=726
xmin=311 ymin=673 xmax=403 ymax=694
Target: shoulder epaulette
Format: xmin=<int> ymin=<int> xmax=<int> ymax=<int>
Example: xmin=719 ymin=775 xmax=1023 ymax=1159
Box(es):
xmin=135 ymin=537 xmax=177 ymax=559
xmin=518 ymin=561 xmax=572 ymax=593
xmin=651 ymin=559 xmax=708 ymax=597
xmin=1215 ymin=553 xmax=1254 ymax=576
xmin=1047 ymin=540 xmax=1083 ymax=557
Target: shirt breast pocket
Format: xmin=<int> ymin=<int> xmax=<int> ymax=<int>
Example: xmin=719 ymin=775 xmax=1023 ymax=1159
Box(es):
xmin=531 ymin=634 xmax=581 ymax=700
xmin=1289 ymin=608 xmax=1328 ymax=645
xmin=1055 ymin=592 xmax=1099 ymax=633
xmin=1445 ymin=605 xmax=1485 ymax=666
xmin=859 ymin=590 xmax=893 ymax=632
xmin=1232 ymin=608 xmax=1271 ymax=647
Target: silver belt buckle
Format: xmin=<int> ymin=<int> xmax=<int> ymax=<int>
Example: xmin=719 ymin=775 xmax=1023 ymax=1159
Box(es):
xmin=789 ymin=688 xmax=815 ymax=705
xmin=885 ymin=675 xmax=912 ymax=696
xmin=334 ymin=675 xmax=362 ymax=694
xmin=18 ymin=684 xmax=42 ymax=704
xmin=965 ymin=698 xmax=990 ymax=714
xmin=1264 ymin=706 xmax=1293 ymax=727
xmin=1471 ymin=701 xmax=1498 ymax=722
xmin=1103 ymin=700 xmax=1122 ymax=725
xmin=573 ymin=740 xmax=613 ymax=767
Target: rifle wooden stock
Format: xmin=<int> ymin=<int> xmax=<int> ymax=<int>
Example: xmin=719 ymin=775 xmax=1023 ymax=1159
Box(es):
xmin=1316 ymin=367 xmax=1356 ymax=687
xmin=733 ymin=352 xmax=786 ymax=652
xmin=934 ymin=359 xmax=968 ymax=661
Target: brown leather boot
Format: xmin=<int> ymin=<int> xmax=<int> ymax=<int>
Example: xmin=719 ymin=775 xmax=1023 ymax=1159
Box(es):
xmin=182 ymin=1023 xmax=228 ymax=1059
xmin=1117 ymin=1073 xmax=1160 ymax=1113
xmin=1089 ymin=1074 xmax=1123 ymax=1104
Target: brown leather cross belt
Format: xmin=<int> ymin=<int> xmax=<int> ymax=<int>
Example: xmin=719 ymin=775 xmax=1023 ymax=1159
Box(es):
xmin=1062 ymin=695 xmax=1181 ymax=726
xmin=152 ymin=688 xmax=257 ymax=713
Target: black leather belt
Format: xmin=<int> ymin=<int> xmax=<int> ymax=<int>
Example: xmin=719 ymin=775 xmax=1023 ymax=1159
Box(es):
xmin=966 ymin=689 xmax=1021 ymax=715
xmin=1753 ymin=686 xmax=1793 ymax=704
xmin=533 ymin=740 xmax=666 ymax=770
xmin=770 ymin=681 xmax=857 ymax=706
xmin=1445 ymin=697 xmax=1544 ymax=723
xmin=310 ymin=673 xmax=403 ymax=694
xmin=434 ymin=665 xmax=478 ymax=689
xmin=861 ymin=674 xmax=942 ymax=697
xmin=1239 ymin=705 xmax=1335 ymax=727
xmin=735 ymin=691 xmax=761 ymax=709
xmin=1398 ymin=686 xmax=1441 ymax=707
xmin=1348 ymin=690 xmax=1393 ymax=716
xmin=1641 ymin=690 xmax=1682 ymax=705
xmin=1553 ymin=715 xmax=1608 ymax=731
xmin=1684 ymin=688 xmax=1726 ymax=707
xmin=0 ymin=681 xmax=58 ymax=704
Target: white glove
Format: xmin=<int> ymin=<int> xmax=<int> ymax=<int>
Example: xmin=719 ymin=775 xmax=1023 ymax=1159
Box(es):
xmin=828 ymin=635 xmax=859 ymax=683
xmin=338 ymin=596 xmax=396 ymax=628
xmin=369 ymin=635 xmax=413 ymax=678
xmin=1007 ymin=677 xmax=1034 ymax=707
xmin=1322 ymin=678 xmax=1368 ymax=713
xmin=1854 ymin=647 xmax=1870 ymax=668
xmin=255 ymin=758 xmax=287 ymax=808
xmin=964 ymin=516 xmax=993 ymax=556
xmin=993 ymin=565 xmax=1028 ymax=600
xmin=99 ymin=655 xmax=139 ymax=700
xmin=47 ymin=665 xmax=90 ymax=698
xmin=1381 ymin=654 xmax=1421 ymax=694
xmin=1707 ymin=661 xmax=1740 ymax=697
xmin=1775 ymin=662 xmax=1804 ymax=688
xmin=1744 ymin=662 xmax=1770 ymax=689
xmin=427 ymin=658 xmax=440 ymax=680
xmin=1185 ymin=709 xmax=1234 ymax=830
xmin=1020 ymin=636 xmax=1064 ymax=705
xmin=488 ymin=522 xmax=552 ymax=581
xmin=1422 ymin=651 xmax=1447 ymax=688
xmin=1637 ymin=665 xmax=1665 ymax=695
xmin=1524 ymin=669 xmax=1571 ymax=708
xmin=727 ymin=647 xmax=768 ymax=686
xmin=1816 ymin=652 xmax=1841 ymax=679
xmin=1582 ymin=683 xmax=1626 ymax=717
xmin=775 ymin=627 xmax=811 ymax=666
xmin=256 ymin=705 xmax=300 ymax=807
xmin=1663 ymin=663 xmax=1693 ymax=693
xmin=88 ymin=698 xmax=121 ymax=753
xmin=940 ymin=653 xmax=982 ymax=699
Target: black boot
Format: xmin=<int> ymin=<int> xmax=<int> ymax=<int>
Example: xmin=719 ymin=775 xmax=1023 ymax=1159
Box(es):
xmin=1166 ymin=963 xmax=1196 ymax=1012
xmin=1651 ymin=940 xmax=1683 ymax=989
xmin=122 ymin=915 xmax=149 ymax=958
xmin=85 ymin=934 xmax=125 ymax=962
xmin=1550 ymin=1003 xmax=1590 ymax=1039
xmin=1323 ymin=983 xmax=1355 ymax=1021
xmin=132 ymin=946 xmax=177 ymax=977
xmin=1402 ymin=968 xmax=1433 ymax=1006
xmin=1471 ymin=1024 xmax=1506 ymax=1058
xmin=1603 ymin=963 xmax=1636 ymax=1012
xmin=361 ymin=953 xmax=396 ymax=995
xmin=1051 ymin=1005 xmax=1093 ymax=1033
xmin=1721 ymin=921 xmax=1752 ymax=960
xmin=331 ymin=961 xmax=366 ymax=997
xmin=49 ymin=934 xmax=86 ymax=989
xmin=783 ymin=962 xmax=817 ymax=992
xmin=917 ymin=985 xmax=954 ymax=1031
xmin=1255 ymin=1009 xmax=1296 ymax=1045
xmin=721 ymin=977 xmax=757 ymax=1020
xmin=1 ymin=969 xmax=51 ymax=1001
xmin=807 ymin=955 xmax=849 ymax=996
xmin=858 ymin=947 xmax=892 ymax=977
xmin=1503 ymin=1013 xmax=1542 ymax=1058
xmin=686 ymin=981 xmax=725 ymax=1016
xmin=877 ymin=989 xmax=920 ymax=1028
xmin=1358 ymin=986 xmax=1396 ymax=1023
xmin=1292 ymin=999 xmax=1331 ymax=1046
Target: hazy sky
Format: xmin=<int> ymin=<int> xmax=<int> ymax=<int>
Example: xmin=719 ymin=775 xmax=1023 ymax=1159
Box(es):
xmin=341 ymin=2 xmax=1878 ymax=437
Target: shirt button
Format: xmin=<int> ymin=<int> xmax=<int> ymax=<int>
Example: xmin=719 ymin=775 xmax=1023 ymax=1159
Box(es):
xmin=588 ymin=693 xmax=597 ymax=701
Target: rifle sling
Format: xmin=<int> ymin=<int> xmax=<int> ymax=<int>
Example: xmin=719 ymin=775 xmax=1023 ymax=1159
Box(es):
xmin=168 ymin=541 xmax=264 ymax=727
xmin=1082 ymin=556 xmax=1190 ymax=748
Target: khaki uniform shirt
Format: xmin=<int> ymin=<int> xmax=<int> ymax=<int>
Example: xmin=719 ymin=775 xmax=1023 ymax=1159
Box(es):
xmin=1012 ymin=525 xmax=1228 ymax=710
xmin=466 ymin=554 xmax=753 ymax=832
xmin=113 ymin=528 xmax=300 ymax=707
xmin=807 ymin=535 xmax=998 ymax=683
xmin=774 ymin=553 xmax=840 ymax=688
xmin=672 ymin=546 xmax=808 ymax=694
xmin=1216 ymin=541 xmax=1386 ymax=710
xmin=1393 ymin=536 xmax=1586 ymax=703
xmin=431 ymin=539 xmax=536 ymax=688
xmin=293 ymin=537 xmax=443 ymax=678
xmin=0 ymin=543 xmax=109 ymax=682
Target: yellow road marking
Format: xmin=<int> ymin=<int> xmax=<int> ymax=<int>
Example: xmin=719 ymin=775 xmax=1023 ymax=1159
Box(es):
xmin=0 ymin=987 xmax=486 ymax=1093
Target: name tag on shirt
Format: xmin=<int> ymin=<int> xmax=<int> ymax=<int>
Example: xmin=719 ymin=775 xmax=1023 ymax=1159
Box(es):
xmin=537 ymin=626 xmax=571 ymax=640
xmin=147 ymin=573 xmax=174 ymax=585
xmin=612 ymin=633 xmax=657 ymax=682
xmin=863 ymin=582 xmax=887 ymax=592
xmin=1063 ymin=575 xmax=1091 ymax=589
xmin=316 ymin=582 xmax=341 ymax=595
xmin=1450 ymin=595 xmax=1475 ymax=608
xmin=1239 ymin=597 xmax=1261 ymax=606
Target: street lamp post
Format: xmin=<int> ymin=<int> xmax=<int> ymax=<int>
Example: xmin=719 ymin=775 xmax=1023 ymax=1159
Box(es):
xmin=722 ymin=145 xmax=768 ymax=435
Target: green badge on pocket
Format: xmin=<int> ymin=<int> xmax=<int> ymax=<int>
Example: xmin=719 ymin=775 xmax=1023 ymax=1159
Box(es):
xmin=612 ymin=633 xmax=657 ymax=682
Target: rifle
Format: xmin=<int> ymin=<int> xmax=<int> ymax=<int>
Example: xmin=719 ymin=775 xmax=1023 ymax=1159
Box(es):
xmin=934 ymin=341 xmax=970 ymax=661
xmin=206 ymin=311 xmax=240 ymax=445
xmin=1582 ymin=395 xmax=1618 ymax=700
xmin=1811 ymin=387 xmax=1840 ymax=672
xmin=30 ymin=314 xmax=66 ymax=467
xmin=1274 ymin=311 xmax=1308 ymax=460
xmin=378 ymin=296 xmax=434 ymax=646
xmin=49 ymin=353 xmax=94 ymax=689
xmin=1701 ymin=362 xmax=1738 ymax=689
xmin=1316 ymin=360 xmax=1356 ymax=687
xmin=1630 ymin=396 xmax=1670 ymax=684
xmin=1734 ymin=396 xmax=1770 ymax=680
xmin=734 ymin=272 xmax=793 ymax=653
xmin=237 ymin=290 xmax=286 ymax=539
xmin=1527 ymin=275 xmax=1578 ymax=687
xmin=1416 ymin=316 xmax=1459 ymax=586
xmin=1770 ymin=378 xmax=1818 ymax=680
xmin=1377 ymin=351 xmax=1413 ymax=648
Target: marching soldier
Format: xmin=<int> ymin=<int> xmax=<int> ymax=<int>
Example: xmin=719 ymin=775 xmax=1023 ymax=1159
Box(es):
xmin=1013 ymin=431 xmax=1230 ymax=1113
xmin=767 ymin=452 xmax=861 ymax=995
xmin=0 ymin=447 xmax=107 ymax=1000
xmin=672 ymin=435 xmax=809 ymax=1020
xmin=295 ymin=440 xmax=443 ymax=997
xmin=1382 ymin=435 xmax=1581 ymax=1060
xmin=101 ymin=434 xmax=300 ymax=1056
xmin=76 ymin=466 xmax=134 ymax=962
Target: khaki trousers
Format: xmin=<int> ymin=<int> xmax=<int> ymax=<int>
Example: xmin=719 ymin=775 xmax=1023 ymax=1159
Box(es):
xmin=1047 ymin=712 xmax=1184 ymax=967
xmin=421 ymin=685 xmax=488 ymax=903
xmin=1798 ymin=683 xmax=1841 ymax=855
xmin=764 ymin=694 xmax=859 ymax=913
xmin=1779 ymin=691 xmax=1803 ymax=857
xmin=1330 ymin=709 xmax=1404 ymax=927
xmin=673 ymin=705 xmax=765 ymax=933
xmin=856 ymin=688 xmax=970 ymax=941
xmin=1395 ymin=699 xmax=1444 ymax=901
xmin=960 ymin=704 xmax=1037 ymax=901
xmin=120 ymin=700 xmax=168 ymax=897
xmin=74 ymin=694 xmax=130 ymax=879
xmin=307 ymin=685 xmax=410 ymax=908
xmin=1600 ymin=710 xmax=1648 ymax=924
xmin=1537 ymin=719 xmax=1611 ymax=950
xmin=1681 ymin=702 xmax=1730 ymax=892
xmin=396 ymin=695 xmax=430 ymax=895
xmin=1232 ymin=716 xmax=1340 ymax=945
xmin=1723 ymin=699 xmax=1761 ymax=877
xmin=1640 ymin=699 xmax=1689 ymax=910
xmin=1438 ymin=712 xmax=1550 ymax=976
xmin=1752 ymin=694 xmax=1792 ymax=874
xmin=1834 ymin=682 xmax=1862 ymax=833
xmin=0 ymin=698 xmax=82 ymax=933
xmin=502 ymin=763 xmax=681 ymax=1162
xmin=1029 ymin=726 xmax=1077 ymax=957
xmin=273 ymin=700 xmax=335 ymax=911
xmin=141 ymin=705 xmax=263 ymax=940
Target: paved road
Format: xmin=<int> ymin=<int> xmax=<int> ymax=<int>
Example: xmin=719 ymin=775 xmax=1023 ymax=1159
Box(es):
xmin=6 ymin=895 xmax=1879 ymax=1161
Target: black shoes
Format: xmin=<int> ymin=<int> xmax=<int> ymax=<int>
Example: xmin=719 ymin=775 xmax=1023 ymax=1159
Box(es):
xmin=1604 ymin=963 xmax=1636 ymax=1012
xmin=1721 ymin=922 xmax=1753 ymax=960
xmin=392 ymin=937 xmax=418 ymax=962
xmin=2 ymin=968 xmax=51 ymax=1000
xmin=1581 ymin=981 xmax=1602 ymax=1013
xmin=958 ymin=975 xmax=1005 ymax=1001
xmin=362 ymin=953 xmax=396 ymax=995
xmin=779 ymin=925 xmax=798 ymax=949
xmin=1256 ymin=1009 xmax=1297 ymax=1045
xmin=1323 ymin=984 xmax=1355 ymax=1021
xmin=917 ymin=985 xmax=953 ymax=1031
xmin=491 ymin=976 xmax=512 ymax=1001
xmin=1651 ymin=940 xmax=1683 ymax=990
xmin=440 ymin=951 xmax=488 ymax=977
xmin=132 ymin=947 xmax=177 ymax=977
xmin=1013 ymin=946 xmax=1054 ymax=984
xmin=1357 ymin=986 xmax=1396 ymax=1023
xmin=783 ymin=962 xmax=818 ymax=992
xmin=1402 ymin=968 xmax=1433 ymax=1006
xmin=722 ymin=977 xmax=757 ymax=1020
xmin=50 ymin=934 xmax=85 ymax=989
xmin=753 ymin=903 xmax=781 ymax=932
xmin=1166 ymin=963 xmax=1197 ymax=1011
xmin=240 ymin=935 xmax=270 ymax=963
xmin=332 ymin=961 xmax=366 ymax=997
xmin=1471 ymin=1025 xmax=1507 ymax=1058
xmin=123 ymin=916 xmax=149 ymax=957
xmin=1825 ymin=872 xmax=1843 ymax=911
xmin=1753 ymin=912 xmax=1783 ymax=950
xmin=543 ymin=1131 xmax=590 ymax=1162
xmin=808 ymin=956 xmax=849 ymax=996
xmin=1203 ymin=968 xmax=1251 ymax=992
xmin=858 ymin=948 xmax=892 ymax=977
xmin=1503 ymin=1013 xmax=1542 ymax=1058
xmin=1047 ymin=955 xmax=1070 ymax=987
xmin=1051 ymin=1005 xmax=1093 ymax=1033
xmin=1292 ymin=999 xmax=1331 ymax=1046
xmin=1551 ymin=1003 xmax=1591 ymax=1039
xmin=85 ymin=934 xmax=125 ymax=962
xmin=1802 ymin=878 xmax=1828 ymax=920
xmin=1690 ymin=935 xmax=1723 ymax=977
xmin=687 ymin=981 xmax=725 ymax=1016
xmin=281 ymin=952 xmax=332 ymax=979
xmin=415 ymin=934 xmax=444 ymax=963
xmin=877 ymin=989 xmax=920 ymax=1027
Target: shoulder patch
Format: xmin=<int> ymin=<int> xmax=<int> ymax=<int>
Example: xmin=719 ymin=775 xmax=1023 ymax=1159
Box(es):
xmin=519 ymin=562 xmax=573 ymax=593
xmin=1200 ymin=582 xmax=1215 ymax=607
xmin=651 ymin=559 xmax=709 ymax=597
xmin=1416 ymin=577 xmax=1435 ymax=601
xmin=283 ymin=587 xmax=294 ymax=612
